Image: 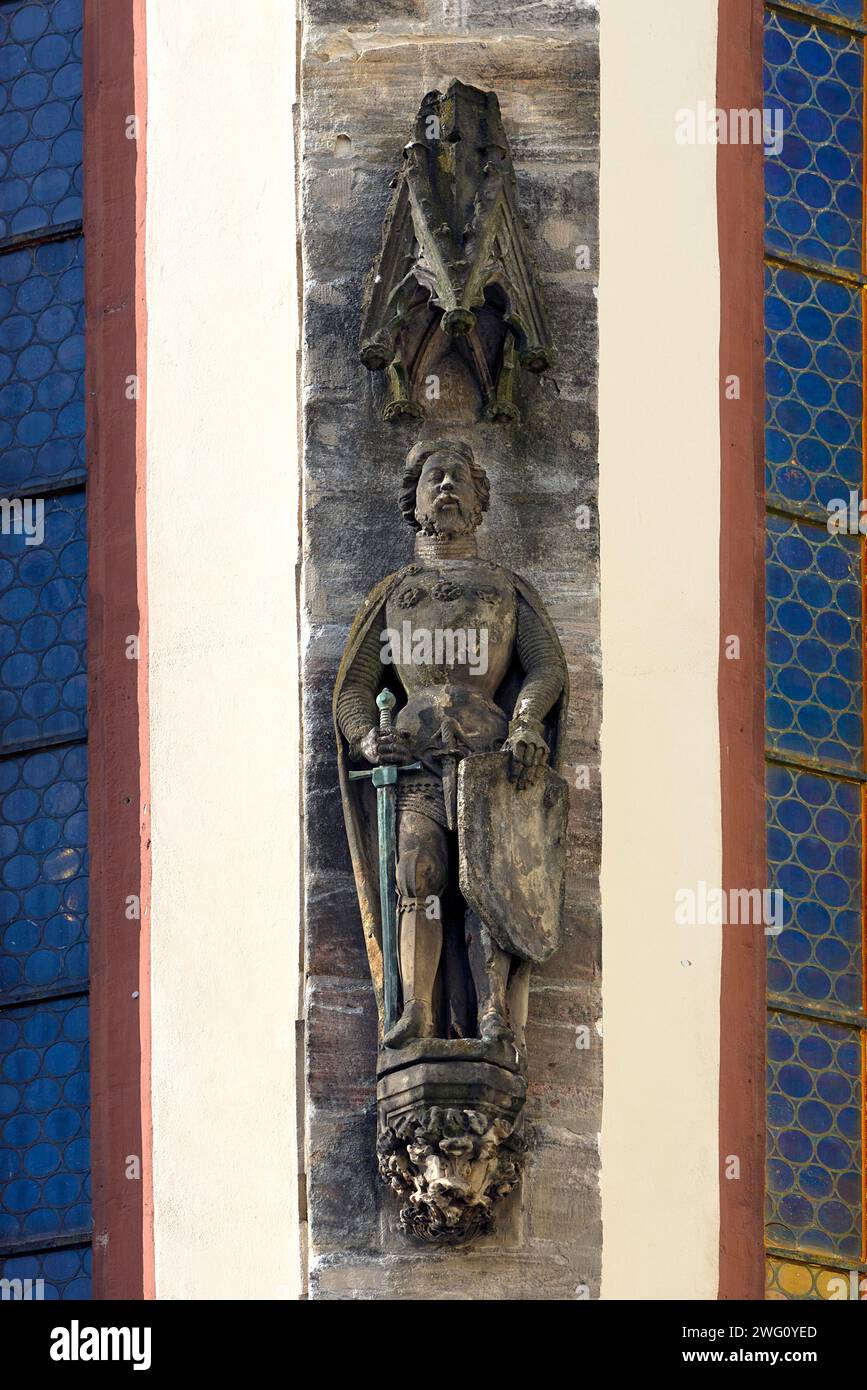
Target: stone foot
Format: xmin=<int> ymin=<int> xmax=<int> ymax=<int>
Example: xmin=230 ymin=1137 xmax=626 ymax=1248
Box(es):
xmin=383 ymin=1000 xmax=434 ymax=1049
xmin=479 ymin=1007 xmax=515 ymax=1046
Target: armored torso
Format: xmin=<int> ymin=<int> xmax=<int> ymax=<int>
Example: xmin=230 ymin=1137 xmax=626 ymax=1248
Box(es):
xmin=385 ymin=558 xmax=516 ymax=758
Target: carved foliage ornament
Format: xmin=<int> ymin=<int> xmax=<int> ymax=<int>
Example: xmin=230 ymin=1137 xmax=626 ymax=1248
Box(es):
xmin=377 ymin=1105 xmax=526 ymax=1244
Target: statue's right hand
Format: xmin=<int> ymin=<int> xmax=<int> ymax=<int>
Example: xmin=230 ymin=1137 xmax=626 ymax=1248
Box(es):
xmin=359 ymin=726 xmax=411 ymax=766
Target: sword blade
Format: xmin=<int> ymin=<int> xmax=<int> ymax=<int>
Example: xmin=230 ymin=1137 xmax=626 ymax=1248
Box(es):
xmin=375 ymin=778 xmax=400 ymax=1032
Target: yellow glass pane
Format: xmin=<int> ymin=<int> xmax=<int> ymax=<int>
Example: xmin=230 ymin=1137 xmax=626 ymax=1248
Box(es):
xmin=767 ymin=1256 xmax=866 ymax=1301
xmin=777 ymin=1260 xmax=813 ymax=1297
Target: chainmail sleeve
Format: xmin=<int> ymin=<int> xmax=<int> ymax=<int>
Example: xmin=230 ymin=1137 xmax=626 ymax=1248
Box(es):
xmin=512 ymin=594 xmax=567 ymax=729
xmin=335 ymin=617 xmax=385 ymax=757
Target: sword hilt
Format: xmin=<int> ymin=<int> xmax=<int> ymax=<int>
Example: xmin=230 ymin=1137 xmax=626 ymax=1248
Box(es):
xmin=349 ymin=689 xmax=421 ymax=782
xmin=377 ymin=687 xmax=395 ymax=734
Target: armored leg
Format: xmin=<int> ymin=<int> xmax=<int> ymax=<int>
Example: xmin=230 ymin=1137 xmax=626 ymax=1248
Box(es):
xmin=465 ymin=910 xmax=515 ymax=1045
xmin=383 ymin=810 xmax=447 ymax=1047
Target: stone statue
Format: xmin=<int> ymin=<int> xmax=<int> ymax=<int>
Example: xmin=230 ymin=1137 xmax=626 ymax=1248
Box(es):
xmin=333 ymin=438 xmax=570 ymax=1241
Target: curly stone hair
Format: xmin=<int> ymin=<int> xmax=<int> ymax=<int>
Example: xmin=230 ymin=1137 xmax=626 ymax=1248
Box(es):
xmin=399 ymin=440 xmax=490 ymax=533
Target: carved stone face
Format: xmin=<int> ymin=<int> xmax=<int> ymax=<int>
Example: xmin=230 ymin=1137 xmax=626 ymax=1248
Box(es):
xmin=414 ymin=451 xmax=480 ymax=537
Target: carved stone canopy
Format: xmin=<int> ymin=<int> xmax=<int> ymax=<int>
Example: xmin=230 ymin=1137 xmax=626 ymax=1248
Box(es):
xmin=360 ymin=80 xmax=555 ymax=424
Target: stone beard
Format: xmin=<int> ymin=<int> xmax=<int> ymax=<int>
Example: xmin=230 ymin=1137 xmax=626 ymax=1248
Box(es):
xmin=334 ymin=441 xmax=568 ymax=1054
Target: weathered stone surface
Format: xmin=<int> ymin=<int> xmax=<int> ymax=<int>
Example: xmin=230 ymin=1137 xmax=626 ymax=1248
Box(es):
xmin=305 ymin=1110 xmax=381 ymax=1254
xmin=309 ymin=1242 xmax=597 ymax=1301
xmin=524 ymin=1126 xmax=601 ymax=1252
xmin=301 ymin=0 xmax=600 ymax=1299
xmin=305 ymin=869 xmax=370 ymax=978
xmin=305 ymin=977 xmax=378 ymax=1112
xmin=524 ymin=980 xmax=602 ymax=1124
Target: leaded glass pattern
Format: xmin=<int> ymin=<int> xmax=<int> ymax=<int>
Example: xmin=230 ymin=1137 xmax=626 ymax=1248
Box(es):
xmin=763 ymin=0 xmax=867 ymax=1299
xmin=766 ymin=1011 xmax=862 ymax=1260
xmin=0 ymin=236 xmax=85 ymax=493
xmin=766 ymin=764 xmax=862 ymax=1013
xmin=764 ymin=261 xmax=862 ymax=516
xmin=0 ymin=742 xmax=87 ymax=1002
xmin=765 ymin=515 xmax=862 ymax=772
xmin=767 ymin=1254 xmax=867 ymax=1299
xmin=0 ymin=1241 xmax=90 ymax=1298
xmin=0 ymin=993 xmax=89 ymax=1245
xmin=0 ymin=487 xmax=87 ymax=752
xmin=764 ymin=9 xmax=864 ymax=274
xmin=0 ymin=0 xmax=89 ymax=1298
xmin=0 ymin=0 xmax=83 ymax=239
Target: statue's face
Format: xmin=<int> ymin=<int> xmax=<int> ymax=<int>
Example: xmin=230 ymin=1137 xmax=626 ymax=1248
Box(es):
xmin=415 ymin=452 xmax=478 ymax=536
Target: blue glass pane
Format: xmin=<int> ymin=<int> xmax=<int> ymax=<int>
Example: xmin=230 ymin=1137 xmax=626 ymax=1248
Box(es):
xmin=0 ymin=1242 xmax=90 ymax=1298
xmin=766 ymin=764 xmax=862 ymax=1014
xmin=0 ymin=236 xmax=84 ymax=493
xmin=764 ymin=262 xmax=862 ymax=519
xmin=0 ymin=993 xmax=90 ymax=1245
xmin=766 ymin=1011 xmax=862 ymax=1260
xmin=764 ymin=10 xmax=864 ymax=274
xmin=0 ymin=487 xmax=86 ymax=751
xmin=0 ymin=742 xmax=87 ymax=1003
xmin=0 ymin=0 xmax=83 ymax=239
xmin=766 ymin=515 xmax=863 ymax=771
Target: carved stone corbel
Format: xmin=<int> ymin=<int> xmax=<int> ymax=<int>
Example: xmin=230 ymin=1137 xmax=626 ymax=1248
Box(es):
xmin=376 ymin=1044 xmax=527 ymax=1243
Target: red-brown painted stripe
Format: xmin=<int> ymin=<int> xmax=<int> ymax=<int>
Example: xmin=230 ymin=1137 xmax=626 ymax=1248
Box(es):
xmin=716 ymin=0 xmax=767 ymax=1301
xmin=84 ymin=0 xmax=152 ymax=1300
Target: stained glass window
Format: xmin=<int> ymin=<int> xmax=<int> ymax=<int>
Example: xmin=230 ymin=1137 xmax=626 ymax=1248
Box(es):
xmin=764 ymin=0 xmax=867 ymax=1298
xmin=0 ymin=0 xmax=89 ymax=1300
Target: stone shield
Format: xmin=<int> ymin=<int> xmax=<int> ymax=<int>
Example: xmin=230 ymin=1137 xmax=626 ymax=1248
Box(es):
xmin=457 ymin=751 xmax=568 ymax=964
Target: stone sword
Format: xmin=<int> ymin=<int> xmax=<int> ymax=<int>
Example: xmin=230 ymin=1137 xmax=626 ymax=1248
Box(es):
xmin=348 ymin=688 xmax=421 ymax=1034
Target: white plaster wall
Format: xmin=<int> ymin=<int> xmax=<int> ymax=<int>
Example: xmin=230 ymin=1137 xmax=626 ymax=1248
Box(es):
xmin=599 ymin=1 xmax=723 ymax=1298
xmin=145 ymin=0 xmax=301 ymax=1298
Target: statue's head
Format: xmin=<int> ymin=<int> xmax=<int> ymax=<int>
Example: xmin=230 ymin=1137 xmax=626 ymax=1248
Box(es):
xmin=400 ymin=440 xmax=490 ymax=538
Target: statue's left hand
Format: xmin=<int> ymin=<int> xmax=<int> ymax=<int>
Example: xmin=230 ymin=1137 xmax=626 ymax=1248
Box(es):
xmin=504 ymin=720 xmax=549 ymax=790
